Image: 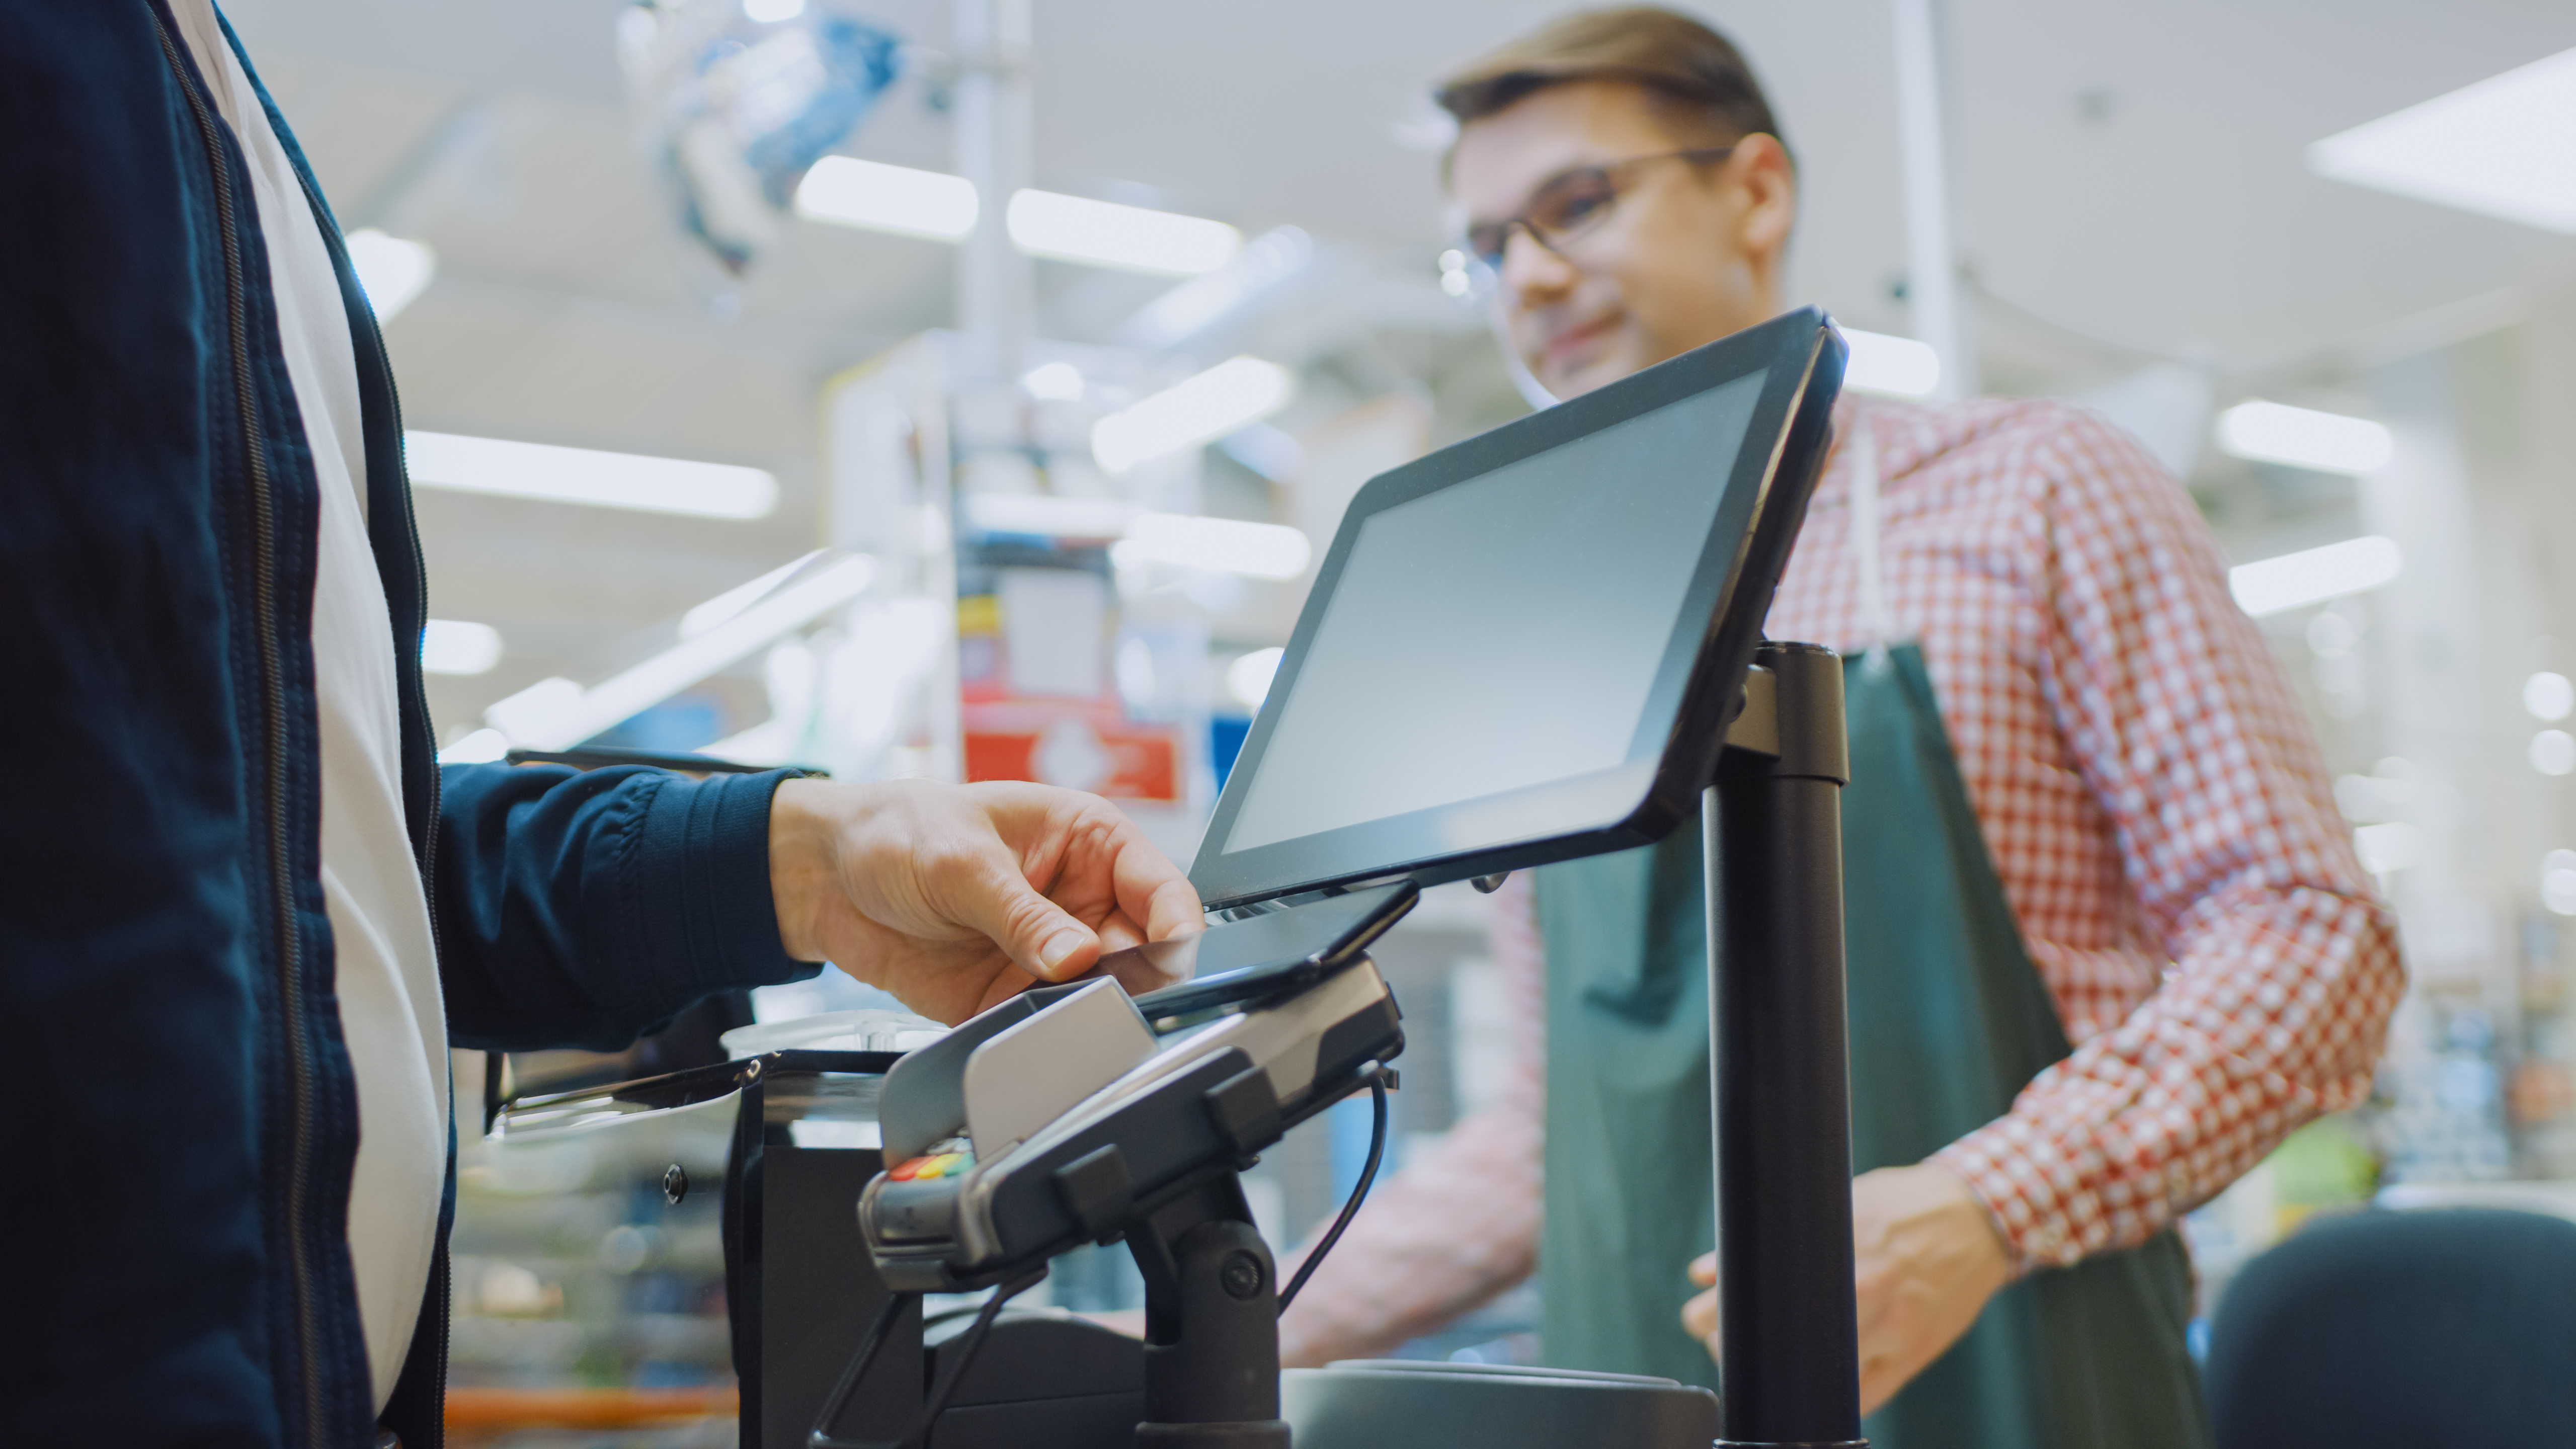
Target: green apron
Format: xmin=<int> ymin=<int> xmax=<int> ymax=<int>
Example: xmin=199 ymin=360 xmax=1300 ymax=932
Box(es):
xmin=1536 ymin=642 xmax=2209 ymax=1447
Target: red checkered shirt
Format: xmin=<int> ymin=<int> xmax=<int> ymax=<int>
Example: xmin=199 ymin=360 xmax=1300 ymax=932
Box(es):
xmin=1278 ymin=395 xmax=2404 ymax=1365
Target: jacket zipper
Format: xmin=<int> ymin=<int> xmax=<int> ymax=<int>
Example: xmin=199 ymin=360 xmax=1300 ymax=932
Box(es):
xmin=152 ymin=16 xmax=330 ymax=1447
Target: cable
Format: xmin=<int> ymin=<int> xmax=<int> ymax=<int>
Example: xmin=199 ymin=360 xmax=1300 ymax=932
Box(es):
xmin=903 ymin=1268 xmax=1048 ymax=1449
xmin=1278 ymin=1071 xmax=1389 ymax=1311
xmin=808 ymin=1290 xmax=912 ymax=1449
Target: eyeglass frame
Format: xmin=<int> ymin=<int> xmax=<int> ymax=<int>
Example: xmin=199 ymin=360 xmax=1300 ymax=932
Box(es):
xmin=1457 ymin=146 xmax=1740 ymax=279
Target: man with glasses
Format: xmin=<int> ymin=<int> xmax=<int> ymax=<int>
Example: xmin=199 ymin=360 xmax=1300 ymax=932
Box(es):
xmin=1274 ymin=10 xmax=2400 ymax=1445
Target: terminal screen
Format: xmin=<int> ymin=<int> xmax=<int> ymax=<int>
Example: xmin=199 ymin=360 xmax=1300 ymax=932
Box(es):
xmin=1219 ymin=369 xmax=1766 ymax=857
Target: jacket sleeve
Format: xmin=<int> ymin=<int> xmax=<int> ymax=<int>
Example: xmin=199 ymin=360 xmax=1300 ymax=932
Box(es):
xmin=434 ymin=761 xmax=823 ymax=1052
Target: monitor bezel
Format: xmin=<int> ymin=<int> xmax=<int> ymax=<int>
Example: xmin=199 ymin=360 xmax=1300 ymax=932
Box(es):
xmin=1189 ymin=308 xmax=1847 ymax=911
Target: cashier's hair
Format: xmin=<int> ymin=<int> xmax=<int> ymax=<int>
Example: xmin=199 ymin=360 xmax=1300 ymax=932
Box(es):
xmin=1432 ymin=7 xmax=1791 ymax=168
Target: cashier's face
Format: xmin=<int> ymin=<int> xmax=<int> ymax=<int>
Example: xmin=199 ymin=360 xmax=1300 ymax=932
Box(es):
xmin=1451 ymin=80 xmax=1795 ymax=399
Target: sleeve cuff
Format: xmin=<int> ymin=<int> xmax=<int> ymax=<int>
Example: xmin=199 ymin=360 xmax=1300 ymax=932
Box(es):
xmin=1933 ymin=1126 xmax=2068 ymax=1275
xmin=630 ymin=767 xmax=815 ymax=996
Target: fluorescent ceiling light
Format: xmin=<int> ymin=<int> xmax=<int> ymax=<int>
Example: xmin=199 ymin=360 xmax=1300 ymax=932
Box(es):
xmin=347 ymin=229 xmax=436 ymax=321
xmin=437 ymin=727 xmax=511 ymax=765
xmin=2229 ymin=535 xmax=2403 ymax=616
xmin=2215 ymin=401 xmax=2394 ymax=475
xmin=1093 ymin=356 xmax=1296 ymax=474
xmin=743 ymin=0 xmax=806 ymax=20
xmin=682 ymin=550 xmax=827 ymax=639
xmin=1114 ymin=514 xmax=1312 ymax=580
xmin=484 ymin=555 xmax=876 ymax=750
xmin=407 ymin=431 xmax=777 ymax=519
xmin=2536 ymin=730 xmax=2576 ymax=777
xmin=2546 ymin=850 xmax=2576 ymax=917
xmin=794 ymin=156 xmax=980 ymax=240
xmin=420 ymin=619 xmax=502 ymax=675
xmin=1022 ymin=361 xmax=1086 ymax=401
xmin=2309 ymin=47 xmax=2576 ymax=234
xmin=1007 ymin=190 xmax=1242 ymax=276
xmin=1838 ymin=328 xmax=1942 ymax=399
xmin=1219 ymin=423 xmax=1305 ymax=482
xmin=2527 ymin=671 xmax=2575 ymax=722
xmin=966 ymin=494 xmax=1140 ymax=538
xmin=1115 ymin=226 xmax=1315 ymax=349
xmin=959 ymin=494 xmax=1312 ymax=577
xmin=1227 ymin=647 xmax=1285 ymax=709
xmin=2353 ymin=821 xmax=2424 ymax=874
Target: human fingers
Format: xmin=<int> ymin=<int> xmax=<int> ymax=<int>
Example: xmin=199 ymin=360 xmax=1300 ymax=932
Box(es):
xmin=1110 ymin=831 xmax=1203 ymax=942
xmin=925 ymin=818 xmax=1101 ymax=982
xmin=1686 ymin=1251 xmax=1716 ymax=1288
xmin=985 ymin=784 xmax=1200 ymax=947
xmin=1679 ymin=1285 xmax=1717 ymax=1344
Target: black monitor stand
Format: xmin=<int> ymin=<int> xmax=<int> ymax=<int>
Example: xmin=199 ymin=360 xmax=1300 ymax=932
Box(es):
xmin=1706 ymin=640 xmax=1866 ymax=1449
xmin=1127 ymin=639 xmax=1871 ymax=1449
xmin=820 ymin=639 xmax=1867 ymax=1449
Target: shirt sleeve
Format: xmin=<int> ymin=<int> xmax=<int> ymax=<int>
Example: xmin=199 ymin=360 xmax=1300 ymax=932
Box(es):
xmin=1930 ymin=407 xmax=2406 ymax=1269
xmin=1276 ymin=874 xmax=1548 ymax=1364
xmin=432 ymin=761 xmax=821 ymax=1052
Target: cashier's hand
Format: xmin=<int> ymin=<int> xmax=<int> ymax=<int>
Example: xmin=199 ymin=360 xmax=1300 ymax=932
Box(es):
xmin=767 ymin=778 xmax=1203 ymax=1024
xmin=1681 ymin=1162 xmax=2010 ymax=1415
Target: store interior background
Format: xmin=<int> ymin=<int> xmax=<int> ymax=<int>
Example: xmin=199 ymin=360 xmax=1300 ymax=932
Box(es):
xmin=222 ymin=0 xmax=2576 ymax=1401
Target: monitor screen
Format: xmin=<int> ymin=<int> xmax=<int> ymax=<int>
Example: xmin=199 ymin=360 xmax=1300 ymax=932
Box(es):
xmin=1222 ymin=371 xmax=1764 ymax=853
xmin=1189 ymin=309 xmax=1841 ymax=909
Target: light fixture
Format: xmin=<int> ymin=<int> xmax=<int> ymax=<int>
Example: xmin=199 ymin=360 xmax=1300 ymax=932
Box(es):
xmin=965 ymin=494 xmax=1140 ymax=539
xmin=2545 ymin=849 xmax=2576 ymax=916
xmin=2215 ymin=400 xmax=2394 ymax=475
xmin=406 ymin=431 xmax=778 ymax=519
xmin=1438 ymin=249 xmax=1474 ymax=298
xmin=346 ymin=229 xmax=436 ymax=321
xmin=1838 ymin=328 xmax=1942 ymax=399
xmin=2229 ymin=536 xmax=2403 ymax=617
xmin=1006 ymin=190 xmax=1241 ymax=276
xmin=438 ymin=727 xmax=511 ymax=765
xmin=1228 ymin=647 xmax=1285 ymax=709
xmin=742 ymin=0 xmax=806 ymax=21
xmin=1022 ymin=361 xmax=1086 ymax=401
xmin=793 ymin=155 xmax=980 ymax=240
xmin=482 ymin=555 xmax=877 ymax=751
xmin=1113 ymin=515 xmax=1313 ymax=581
xmin=420 ymin=619 xmax=502 ymax=676
xmin=2353 ymin=821 xmax=2424 ymax=874
xmin=2534 ymin=730 xmax=2576 ymax=777
xmin=1092 ymin=356 xmax=1296 ymax=475
xmin=682 ymin=550 xmax=827 ymax=639
xmin=2309 ymin=46 xmax=2576 ymax=234
xmin=1114 ymin=226 xmax=1314 ymax=350
xmin=2526 ymin=671 xmax=2575 ymax=721
xmin=1218 ymin=424 xmax=1305 ymax=483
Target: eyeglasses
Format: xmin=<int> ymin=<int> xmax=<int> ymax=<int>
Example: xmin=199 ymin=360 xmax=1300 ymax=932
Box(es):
xmin=1460 ymin=147 xmax=1736 ymax=275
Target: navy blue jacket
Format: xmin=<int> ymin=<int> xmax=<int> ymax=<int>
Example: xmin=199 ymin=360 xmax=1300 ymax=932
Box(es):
xmin=0 ymin=7 xmax=819 ymax=1444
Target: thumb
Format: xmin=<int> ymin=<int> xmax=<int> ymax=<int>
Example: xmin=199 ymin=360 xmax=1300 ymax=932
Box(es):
xmin=948 ymin=844 xmax=1100 ymax=981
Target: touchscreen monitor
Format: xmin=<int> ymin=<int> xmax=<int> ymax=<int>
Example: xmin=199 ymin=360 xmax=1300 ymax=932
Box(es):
xmin=1190 ymin=309 xmax=1845 ymax=909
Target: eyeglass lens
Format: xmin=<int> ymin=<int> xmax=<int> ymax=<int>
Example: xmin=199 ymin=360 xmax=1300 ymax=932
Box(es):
xmin=1467 ymin=167 xmax=1622 ymax=271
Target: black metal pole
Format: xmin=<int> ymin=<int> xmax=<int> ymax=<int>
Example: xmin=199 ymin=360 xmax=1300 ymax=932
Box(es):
xmin=1707 ymin=641 xmax=1864 ymax=1448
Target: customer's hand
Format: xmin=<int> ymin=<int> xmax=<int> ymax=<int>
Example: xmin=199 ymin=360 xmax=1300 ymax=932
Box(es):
xmin=767 ymin=778 xmax=1202 ymax=1024
xmin=1681 ymin=1162 xmax=2010 ymax=1415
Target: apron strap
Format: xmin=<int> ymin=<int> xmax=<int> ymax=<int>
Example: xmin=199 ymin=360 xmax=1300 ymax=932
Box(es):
xmin=1846 ymin=406 xmax=1900 ymax=651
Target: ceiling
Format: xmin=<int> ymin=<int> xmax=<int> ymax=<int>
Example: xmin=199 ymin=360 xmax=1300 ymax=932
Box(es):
xmin=217 ymin=0 xmax=2576 ymax=738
